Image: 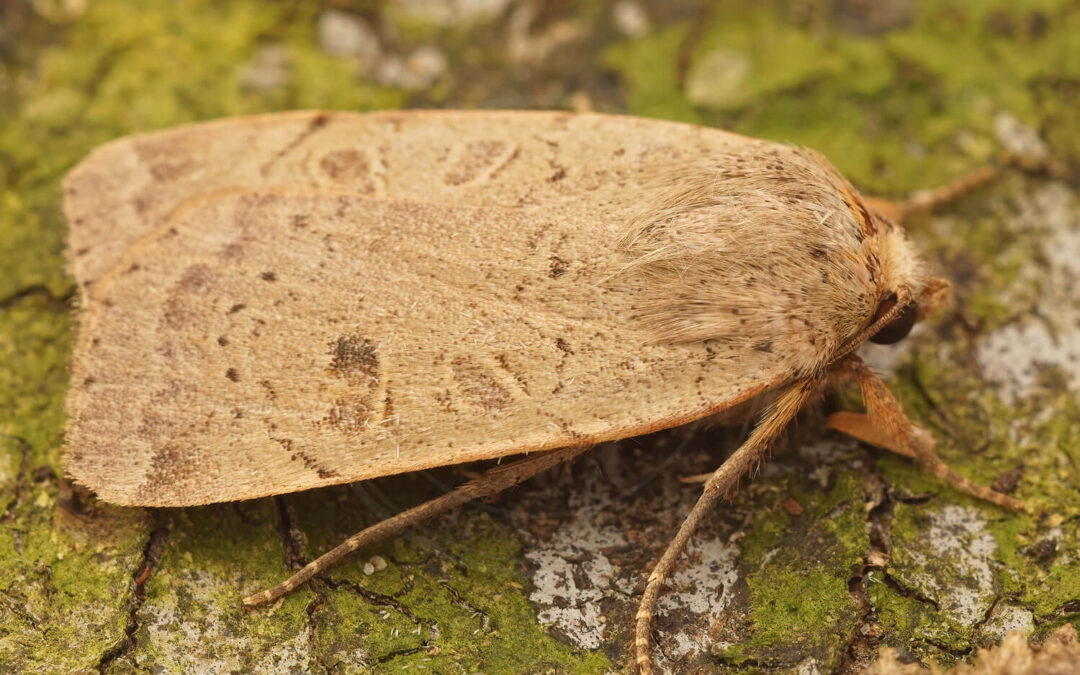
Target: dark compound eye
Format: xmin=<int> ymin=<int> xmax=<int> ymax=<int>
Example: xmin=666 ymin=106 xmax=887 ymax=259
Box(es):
xmin=870 ymin=297 xmax=918 ymax=345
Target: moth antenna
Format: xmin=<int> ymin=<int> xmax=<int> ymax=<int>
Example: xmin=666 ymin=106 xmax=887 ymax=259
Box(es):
xmin=242 ymin=445 xmax=590 ymax=609
xmin=634 ymin=378 xmax=821 ymax=673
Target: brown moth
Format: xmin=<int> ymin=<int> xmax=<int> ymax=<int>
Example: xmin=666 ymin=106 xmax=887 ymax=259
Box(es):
xmin=62 ymin=111 xmax=1020 ymax=672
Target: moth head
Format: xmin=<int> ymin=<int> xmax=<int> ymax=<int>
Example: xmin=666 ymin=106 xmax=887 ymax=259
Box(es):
xmin=864 ymin=211 xmax=952 ymax=346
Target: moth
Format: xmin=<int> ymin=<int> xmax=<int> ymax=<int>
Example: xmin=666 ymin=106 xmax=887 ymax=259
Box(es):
xmin=62 ymin=111 xmax=1020 ymax=672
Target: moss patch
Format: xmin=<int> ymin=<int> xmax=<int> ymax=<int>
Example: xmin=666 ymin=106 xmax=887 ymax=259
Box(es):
xmin=0 ymin=295 xmax=147 ymax=672
xmin=606 ymin=0 xmax=1080 ymax=195
xmin=290 ymin=478 xmax=610 ymax=672
xmin=714 ymin=467 xmax=867 ymax=669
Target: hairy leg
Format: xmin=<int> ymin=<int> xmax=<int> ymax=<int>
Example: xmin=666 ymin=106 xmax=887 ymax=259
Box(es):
xmin=866 ymin=146 xmax=1069 ymax=228
xmin=826 ymin=410 xmax=917 ymax=458
xmin=827 ymin=355 xmax=1023 ymax=511
xmin=865 ymin=165 xmax=999 ymax=225
xmin=634 ymin=378 xmax=821 ymax=673
xmin=243 ymin=444 xmax=590 ymax=609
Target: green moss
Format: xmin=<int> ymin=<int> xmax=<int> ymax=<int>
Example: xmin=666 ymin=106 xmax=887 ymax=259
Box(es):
xmin=604 ymin=1 xmax=1080 ymax=197
xmin=866 ymin=317 xmax=1080 ymax=641
xmin=873 ymin=507 xmax=972 ymax=663
xmin=603 ymin=24 xmax=703 ymax=124
xmin=868 ymin=570 xmax=962 ymax=666
xmin=110 ymin=502 xmax=316 ymax=672
xmin=288 ymin=480 xmax=609 ymax=671
xmin=0 ymin=295 xmax=148 ymax=670
xmin=749 ymin=568 xmax=851 ymax=646
xmin=686 ymin=7 xmax=893 ymax=111
xmin=0 ymin=506 xmax=148 ymax=672
xmin=0 ymin=298 xmax=70 ymax=466
xmin=981 ymin=395 xmax=1080 ymax=619
xmin=718 ymin=469 xmax=866 ymax=667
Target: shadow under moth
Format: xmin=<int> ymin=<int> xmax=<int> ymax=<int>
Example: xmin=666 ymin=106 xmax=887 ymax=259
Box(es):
xmin=61 ymin=111 xmax=1021 ymax=672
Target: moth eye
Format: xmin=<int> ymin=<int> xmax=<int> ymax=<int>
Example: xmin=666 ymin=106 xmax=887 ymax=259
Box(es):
xmin=870 ymin=297 xmax=918 ymax=345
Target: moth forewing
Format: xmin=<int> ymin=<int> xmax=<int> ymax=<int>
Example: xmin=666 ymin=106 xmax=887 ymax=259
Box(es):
xmin=63 ymin=110 xmax=750 ymax=294
xmin=66 ymin=189 xmax=789 ymax=506
xmin=63 ymin=112 xmax=831 ymax=507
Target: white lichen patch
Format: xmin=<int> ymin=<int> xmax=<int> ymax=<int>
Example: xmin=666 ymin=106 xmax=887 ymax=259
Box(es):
xmin=858 ymin=330 xmax=918 ymax=376
xmin=994 ymin=112 xmax=1050 ymax=165
xmin=976 ymin=183 xmax=1080 ymax=402
xmin=131 ymin=569 xmax=325 ymax=673
xmin=976 ymin=320 xmax=1080 ymax=403
xmin=797 ymin=439 xmax=858 ymax=466
xmin=893 ymin=506 xmax=998 ymax=627
xmin=797 ymin=439 xmax=860 ymax=490
xmin=796 ymin=657 xmax=823 ymax=675
xmin=522 ymin=473 xmax=740 ymax=659
xmin=977 ymin=603 xmax=1034 ymax=642
xmin=657 ymin=537 xmax=740 ymax=659
xmin=524 ymin=491 xmax=632 ymax=650
xmin=657 ymin=537 xmax=738 ymax=616
xmin=393 ymin=0 xmax=512 ymax=27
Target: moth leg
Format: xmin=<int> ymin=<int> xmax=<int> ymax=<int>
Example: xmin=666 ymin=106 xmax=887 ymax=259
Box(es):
xmin=864 ymin=165 xmax=999 ymax=225
xmin=676 ymin=472 xmax=712 ymax=484
xmin=242 ymin=444 xmax=589 ymax=609
xmin=864 ymin=145 xmax=1069 ymax=225
xmin=634 ymin=379 xmax=820 ymax=674
xmin=830 ymin=355 xmax=1023 ymax=511
xmin=826 ymin=411 xmax=917 ymax=459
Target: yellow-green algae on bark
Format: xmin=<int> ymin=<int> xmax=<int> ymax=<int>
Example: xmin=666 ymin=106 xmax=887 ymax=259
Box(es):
xmin=0 ymin=298 xmax=150 ymax=671
xmin=3 ymin=0 xmax=1080 ymax=672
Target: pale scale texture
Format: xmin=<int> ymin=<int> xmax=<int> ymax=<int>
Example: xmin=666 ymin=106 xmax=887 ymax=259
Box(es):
xmin=63 ymin=111 xmax=883 ymax=506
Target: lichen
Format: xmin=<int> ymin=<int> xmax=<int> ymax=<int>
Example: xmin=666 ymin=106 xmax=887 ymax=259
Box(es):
xmin=287 ymin=479 xmax=610 ymax=672
xmin=108 ymin=503 xmax=317 ymax=673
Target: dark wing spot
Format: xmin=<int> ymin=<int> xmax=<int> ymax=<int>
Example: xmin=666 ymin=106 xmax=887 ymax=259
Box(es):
xmin=549 ymin=256 xmax=569 ymax=278
xmin=451 ymin=357 xmax=511 ymax=412
xmin=225 ymin=368 xmax=240 ymax=382
xmin=328 ymin=335 xmax=379 ymax=386
xmin=318 ymin=149 xmax=376 ymax=193
xmin=177 ymin=264 xmax=214 ymax=293
xmin=274 ymin=437 xmax=340 ymax=479
xmin=135 ymin=442 xmax=213 ymax=503
xmin=324 ymin=396 xmax=375 ymax=435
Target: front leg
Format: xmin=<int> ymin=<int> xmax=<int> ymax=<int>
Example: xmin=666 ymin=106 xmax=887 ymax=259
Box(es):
xmin=827 ymin=355 xmax=1023 ymax=511
xmin=826 ymin=410 xmax=918 ymax=459
xmin=864 ymin=165 xmax=999 ymax=225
